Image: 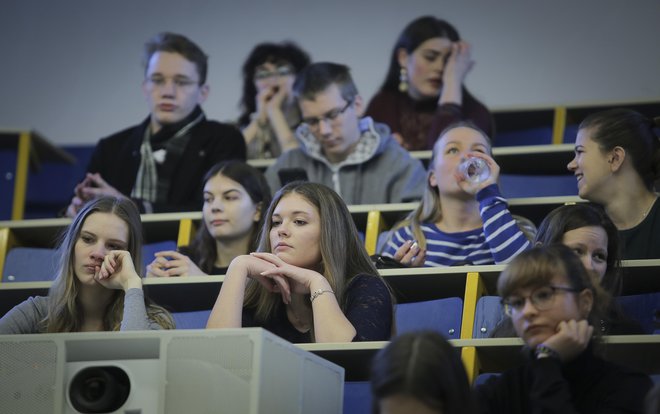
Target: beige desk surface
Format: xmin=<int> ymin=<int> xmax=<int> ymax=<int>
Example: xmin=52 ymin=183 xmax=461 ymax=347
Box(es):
xmin=299 ymin=335 xmax=660 ymax=381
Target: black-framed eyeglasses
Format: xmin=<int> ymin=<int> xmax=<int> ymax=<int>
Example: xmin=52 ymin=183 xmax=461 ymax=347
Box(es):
xmin=501 ymin=285 xmax=581 ymax=316
xmin=301 ymin=100 xmax=354 ymax=131
xmin=253 ymin=65 xmax=294 ymax=81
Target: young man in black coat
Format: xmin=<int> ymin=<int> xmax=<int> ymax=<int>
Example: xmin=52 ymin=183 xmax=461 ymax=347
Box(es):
xmin=66 ymin=32 xmax=246 ymax=215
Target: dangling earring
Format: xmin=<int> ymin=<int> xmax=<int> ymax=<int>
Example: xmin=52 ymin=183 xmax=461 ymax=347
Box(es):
xmin=398 ymin=67 xmax=408 ymax=93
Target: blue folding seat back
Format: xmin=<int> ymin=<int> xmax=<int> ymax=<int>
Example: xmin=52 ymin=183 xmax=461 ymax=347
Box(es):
xmin=498 ymin=175 xmax=578 ymax=198
xmin=616 ymin=293 xmax=660 ymax=334
xmin=343 ymin=381 xmax=372 ymax=414
xmin=395 ymin=297 xmax=462 ymax=339
xmin=563 ymin=124 xmax=580 ymax=143
xmin=142 ymin=240 xmax=177 ymax=273
xmin=3 ymin=247 xmax=59 ymax=282
xmin=0 ymin=150 xmax=18 ymax=220
xmin=474 ymin=372 xmax=500 ymax=386
xmin=494 ymin=126 xmax=553 ymax=147
xmin=172 ymin=310 xmax=211 ymax=329
xmin=473 ymin=296 xmax=506 ymax=338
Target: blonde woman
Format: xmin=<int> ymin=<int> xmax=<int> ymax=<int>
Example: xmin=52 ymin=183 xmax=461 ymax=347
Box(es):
xmin=382 ymin=122 xmax=531 ymax=267
xmin=0 ymin=196 xmax=173 ymax=333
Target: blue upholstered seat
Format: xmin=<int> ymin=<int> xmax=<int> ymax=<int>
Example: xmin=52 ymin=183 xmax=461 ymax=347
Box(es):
xmin=396 ymin=297 xmax=463 ymax=339
xmin=171 ymin=310 xmax=212 ymax=329
xmin=2 ymin=247 xmax=59 ymax=282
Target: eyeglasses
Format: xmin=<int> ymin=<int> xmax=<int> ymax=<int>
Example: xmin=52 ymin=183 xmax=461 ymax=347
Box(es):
xmin=145 ymin=75 xmax=199 ymax=90
xmin=501 ymin=285 xmax=580 ymax=316
xmin=253 ymin=65 xmax=294 ymax=81
xmin=301 ymin=100 xmax=354 ymax=131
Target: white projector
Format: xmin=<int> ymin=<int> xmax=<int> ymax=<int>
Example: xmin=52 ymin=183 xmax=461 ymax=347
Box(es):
xmin=0 ymin=328 xmax=344 ymax=414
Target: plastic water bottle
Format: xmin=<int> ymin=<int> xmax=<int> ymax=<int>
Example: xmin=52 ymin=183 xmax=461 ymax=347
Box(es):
xmin=458 ymin=157 xmax=490 ymax=184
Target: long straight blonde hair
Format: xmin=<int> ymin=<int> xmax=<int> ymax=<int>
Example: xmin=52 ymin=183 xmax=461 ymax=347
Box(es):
xmin=44 ymin=196 xmax=173 ymax=332
xmin=389 ymin=121 xmax=493 ymax=249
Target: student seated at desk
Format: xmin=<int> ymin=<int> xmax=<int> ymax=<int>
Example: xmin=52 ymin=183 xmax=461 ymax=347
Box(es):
xmin=237 ymin=41 xmax=311 ymax=159
xmin=381 ymin=122 xmax=531 ymax=267
xmin=492 ymin=203 xmax=645 ymax=337
xmin=476 ymin=245 xmax=652 ymax=413
xmin=206 ymin=182 xmax=394 ymax=343
xmin=146 ymin=161 xmax=271 ymax=276
xmin=65 ymin=32 xmax=246 ymax=217
xmin=263 ymin=62 xmax=427 ymax=205
xmin=0 ymin=197 xmax=174 ymax=334
xmin=366 ymin=16 xmax=493 ymax=150
xmin=567 ymin=109 xmax=660 ymax=259
xmin=371 ymin=330 xmax=476 ymax=414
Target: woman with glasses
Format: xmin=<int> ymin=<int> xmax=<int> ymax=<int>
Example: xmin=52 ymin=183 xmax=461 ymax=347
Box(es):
xmin=381 ymin=122 xmax=532 ymax=267
xmin=365 ymin=16 xmax=493 ymax=151
xmin=238 ymin=42 xmax=310 ymax=159
xmin=476 ymin=244 xmax=652 ymax=413
xmin=492 ymin=203 xmax=645 ymax=336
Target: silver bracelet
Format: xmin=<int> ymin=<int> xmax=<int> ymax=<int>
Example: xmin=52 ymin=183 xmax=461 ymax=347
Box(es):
xmin=310 ymin=288 xmax=334 ymax=303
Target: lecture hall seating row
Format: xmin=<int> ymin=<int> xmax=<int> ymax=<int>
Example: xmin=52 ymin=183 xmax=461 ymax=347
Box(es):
xmin=3 ymin=100 xmax=659 ymax=221
xmin=1 ymin=259 xmax=658 ymax=382
xmin=0 ymin=195 xmax=586 ymax=277
xmin=1 ymin=100 xmax=659 ymax=385
xmin=490 ymin=99 xmax=660 ymax=147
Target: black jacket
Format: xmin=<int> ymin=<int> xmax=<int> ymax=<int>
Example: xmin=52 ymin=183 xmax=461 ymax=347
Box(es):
xmin=476 ymin=343 xmax=652 ymax=413
xmin=87 ymin=113 xmax=246 ymax=213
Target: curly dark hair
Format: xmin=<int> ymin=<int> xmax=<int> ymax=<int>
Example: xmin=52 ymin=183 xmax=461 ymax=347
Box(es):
xmin=238 ymin=41 xmax=310 ymax=126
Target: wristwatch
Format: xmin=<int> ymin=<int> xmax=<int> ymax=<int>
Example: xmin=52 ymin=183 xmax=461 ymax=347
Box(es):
xmin=535 ymin=344 xmax=560 ymax=360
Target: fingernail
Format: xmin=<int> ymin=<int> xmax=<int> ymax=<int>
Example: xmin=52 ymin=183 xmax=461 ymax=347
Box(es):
xmin=411 ymin=242 xmax=419 ymax=250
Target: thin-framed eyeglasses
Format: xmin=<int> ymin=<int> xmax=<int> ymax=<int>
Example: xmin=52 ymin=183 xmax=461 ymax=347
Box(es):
xmin=301 ymin=99 xmax=354 ymax=131
xmin=501 ymin=285 xmax=581 ymax=316
xmin=253 ymin=65 xmax=294 ymax=81
xmin=145 ymin=75 xmax=199 ymax=90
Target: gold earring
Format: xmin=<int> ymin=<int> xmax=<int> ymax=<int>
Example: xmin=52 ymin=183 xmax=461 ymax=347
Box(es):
xmin=398 ymin=67 xmax=408 ymax=93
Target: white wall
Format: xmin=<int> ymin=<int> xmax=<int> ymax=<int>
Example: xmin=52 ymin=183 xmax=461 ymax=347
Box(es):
xmin=1 ymin=0 xmax=659 ymax=145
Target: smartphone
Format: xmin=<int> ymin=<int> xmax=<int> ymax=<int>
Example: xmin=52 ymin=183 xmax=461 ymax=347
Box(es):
xmin=278 ymin=168 xmax=309 ymax=186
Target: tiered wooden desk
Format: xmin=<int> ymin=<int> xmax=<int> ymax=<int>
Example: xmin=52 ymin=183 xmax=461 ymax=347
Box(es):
xmin=299 ymin=335 xmax=660 ymax=382
xmin=0 ymin=194 xmax=583 ymax=275
xmin=249 ymin=143 xmax=577 ymax=174
xmin=491 ymin=100 xmax=660 ymax=146
xmin=0 ymin=212 xmax=199 ymax=276
xmin=2 ymin=260 xmax=658 ymax=383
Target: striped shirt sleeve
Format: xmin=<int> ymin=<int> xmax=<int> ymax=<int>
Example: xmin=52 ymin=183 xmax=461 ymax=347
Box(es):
xmin=477 ymin=184 xmax=531 ymax=264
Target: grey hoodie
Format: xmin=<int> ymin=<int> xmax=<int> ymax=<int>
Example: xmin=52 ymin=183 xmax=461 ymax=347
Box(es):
xmin=265 ymin=117 xmax=426 ymax=204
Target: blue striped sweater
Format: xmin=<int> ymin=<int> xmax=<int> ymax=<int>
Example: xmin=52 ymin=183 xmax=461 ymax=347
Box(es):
xmin=383 ymin=184 xmax=530 ymax=267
